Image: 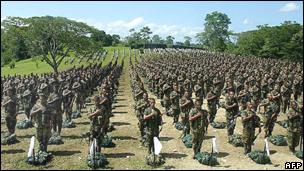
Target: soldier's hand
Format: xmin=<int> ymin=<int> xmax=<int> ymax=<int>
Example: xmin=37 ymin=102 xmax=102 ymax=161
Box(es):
xmin=258 ymin=127 xmax=261 ymax=133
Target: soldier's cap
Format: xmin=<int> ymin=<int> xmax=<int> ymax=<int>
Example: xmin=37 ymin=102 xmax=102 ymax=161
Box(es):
xmin=135 ymin=90 xmax=144 ymax=97
xmin=49 ymin=78 xmax=57 ymax=84
xmin=4 ymin=86 xmax=13 ymax=92
xmin=22 ymin=89 xmax=31 ymax=97
xmin=178 ymin=76 xmax=183 ymax=82
xmin=194 ymin=85 xmax=202 ymax=91
xmin=72 ymin=82 xmax=81 ymax=89
xmin=184 ymin=79 xmax=190 ymax=84
xmin=163 ymin=84 xmax=170 ymax=91
xmin=63 ymin=89 xmax=72 ymax=96
xmin=18 ymin=83 xmax=25 ymax=88
xmin=38 ymin=91 xmax=47 ymax=97
xmin=39 ymin=83 xmax=48 ymax=90
xmin=29 ymin=80 xmax=35 ymax=85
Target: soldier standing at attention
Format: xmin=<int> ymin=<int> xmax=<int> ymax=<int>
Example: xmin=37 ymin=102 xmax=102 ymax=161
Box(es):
xmin=48 ymin=79 xmax=63 ymax=135
xmin=206 ymin=87 xmax=217 ymax=124
xmin=189 ymin=100 xmax=208 ymax=159
xmin=143 ymin=98 xmax=162 ymax=155
xmin=2 ymin=86 xmax=18 ymax=137
xmin=179 ymin=91 xmax=194 ymax=138
xmin=162 ymin=84 xmax=171 ymax=116
xmin=170 ymin=83 xmax=180 ymax=124
xmin=62 ymin=84 xmax=74 ymax=123
xmin=225 ymin=91 xmax=239 ymax=137
xmin=30 ymin=83 xmax=52 ymax=152
xmin=241 ymin=102 xmax=261 ymax=155
xmin=286 ymin=101 xmax=302 ymax=153
xmin=135 ymin=92 xmax=149 ymax=144
xmin=87 ymin=96 xmax=106 ymax=153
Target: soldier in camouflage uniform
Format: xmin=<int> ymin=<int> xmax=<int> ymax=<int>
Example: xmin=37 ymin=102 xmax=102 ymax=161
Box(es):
xmin=194 ymin=80 xmax=204 ymax=104
xmin=22 ymin=82 xmax=37 ymax=121
xmin=258 ymin=93 xmax=279 ymax=138
xmin=241 ymin=102 xmax=261 ymax=154
xmin=87 ymin=96 xmax=107 ymax=153
xmin=286 ymin=100 xmax=302 ymax=153
xmin=162 ymin=84 xmax=171 ymax=116
xmin=206 ymin=87 xmax=217 ymax=124
xmin=62 ymin=84 xmax=74 ymax=123
xmin=170 ymin=83 xmax=180 ymax=124
xmin=2 ymin=86 xmax=18 ymax=136
xmin=143 ymin=98 xmax=162 ymax=155
xmin=189 ymin=100 xmax=208 ymax=159
xmin=135 ymin=91 xmax=149 ymax=143
xmin=99 ymin=86 xmax=111 ymax=135
xmin=280 ymin=82 xmax=292 ymax=114
xmin=30 ymin=83 xmax=52 ymax=152
xmin=72 ymin=82 xmax=82 ymax=117
xmin=224 ymin=91 xmax=239 ymax=137
xmin=48 ymin=79 xmax=63 ymax=135
xmin=180 ymin=91 xmax=194 ymax=138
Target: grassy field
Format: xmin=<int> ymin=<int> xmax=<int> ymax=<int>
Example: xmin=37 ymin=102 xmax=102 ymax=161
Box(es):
xmin=0 ymin=46 xmax=131 ymax=76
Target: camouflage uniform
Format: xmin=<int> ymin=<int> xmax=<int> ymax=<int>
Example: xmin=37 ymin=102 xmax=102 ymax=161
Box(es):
xmin=144 ymin=106 xmax=162 ymax=154
xmin=241 ymin=109 xmax=260 ymax=154
xmin=2 ymin=87 xmax=18 ymax=135
xmin=135 ymin=92 xmax=149 ymax=142
xmin=189 ymin=107 xmax=208 ymax=156
xmin=259 ymin=99 xmax=278 ymax=137
xmin=170 ymin=89 xmax=180 ymax=123
xmin=179 ymin=93 xmax=194 ymax=137
xmin=286 ymin=104 xmax=302 ymax=152
xmin=30 ymin=84 xmax=51 ymax=152
xmin=225 ymin=95 xmax=239 ymax=136
xmin=206 ymin=90 xmax=217 ymax=123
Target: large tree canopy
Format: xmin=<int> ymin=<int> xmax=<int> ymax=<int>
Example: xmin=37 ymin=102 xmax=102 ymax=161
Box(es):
xmin=198 ymin=11 xmax=231 ymax=52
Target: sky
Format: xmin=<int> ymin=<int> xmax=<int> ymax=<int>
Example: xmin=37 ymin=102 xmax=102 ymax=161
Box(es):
xmin=1 ymin=1 xmax=303 ymax=42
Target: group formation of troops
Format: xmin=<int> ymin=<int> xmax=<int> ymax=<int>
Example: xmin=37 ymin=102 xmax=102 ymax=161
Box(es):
xmin=1 ymin=55 xmax=123 ymax=161
xmin=131 ymin=48 xmax=303 ymax=158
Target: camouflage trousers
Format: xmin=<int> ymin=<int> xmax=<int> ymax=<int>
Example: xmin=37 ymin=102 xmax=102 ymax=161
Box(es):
xmin=36 ymin=126 xmax=51 ymax=152
xmin=64 ymin=106 xmax=73 ymax=122
xmin=191 ymin=128 xmax=205 ymax=155
xmin=208 ymin=107 xmax=217 ymax=123
xmin=24 ymin=107 xmax=31 ymax=119
xmin=138 ymin=118 xmax=146 ymax=141
xmin=172 ymin=108 xmax=180 ymax=123
xmin=264 ymin=118 xmax=277 ymax=137
xmin=287 ymin=131 xmax=301 ymax=152
xmin=90 ymin=126 xmax=103 ymax=153
xmin=51 ymin=110 xmax=63 ymax=134
xmin=181 ymin=116 xmax=190 ymax=137
xmin=226 ymin=114 xmax=237 ymax=136
xmin=6 ymin=114 xmax=17 ymax=134
xmin=146 ymin=129 xmax=159 ymax=154
xmin=281 ymin=97 xmax=290 ymax=114
xmin=242 ymin=128 xmax=255 ymax=154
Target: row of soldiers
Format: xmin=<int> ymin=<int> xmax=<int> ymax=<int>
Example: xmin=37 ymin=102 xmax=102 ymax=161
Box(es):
xmin=135 ymin=48 xmax=303 ymax=156
xmin=129 ymin=56 xmax=163 ymax=157
xmin=1 ymin=59 xmax=121 ymax=155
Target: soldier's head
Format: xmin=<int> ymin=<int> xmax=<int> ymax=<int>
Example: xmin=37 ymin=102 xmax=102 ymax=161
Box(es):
xmin=143 ymin=92 xmax=148 ymax=100
xmin=173 ymin=83 xmax=178 ymax=91
xmin=149 ymin=98 xmax=155 ymax=108
xmin=247 ymin=102 xmax=253 ymax=110
xmin=195 ymin=100 xmax=202 ymax=109
xmin=228 ymin=91 xmax=235 ymax=98
xmin=94 ymin=95 xmax=101 ymax=106
xmin=290 ymin=100 xmax=298 ymax=109
xmin=184 ymin=91 xmax=190 ymax=98
xmin=267 ymin=93 xmax=273 ymax=100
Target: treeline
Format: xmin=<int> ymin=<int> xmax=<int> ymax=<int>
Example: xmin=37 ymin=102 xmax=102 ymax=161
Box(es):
xmin=123 ymin=27 xmax=195 ymax=49
xmin=196 ymin=11 xmax=303 ymax=61
xmin=1 ymin=16 xmax=121 ymax=66
xmin=229 ymin=21 xmax=303 ymax=61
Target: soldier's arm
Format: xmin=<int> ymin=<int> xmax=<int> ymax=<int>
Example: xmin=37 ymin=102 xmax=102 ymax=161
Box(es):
xmin=1 ymin=99 xmax=12 ymax=107
xmin=88 ymin=109 xmax=101 ymax=118
xmin=30 ymin=107 xmax=41 ymax=117
xmin=226 ymin=102 xmax=237 ymax=109
xmin=144 ymin=111 xmax=155 ymax=120
xmin=189 ymin=111 xmax=203 ymax=121
xmin=241 ymin=113 xmax=254 ymax=122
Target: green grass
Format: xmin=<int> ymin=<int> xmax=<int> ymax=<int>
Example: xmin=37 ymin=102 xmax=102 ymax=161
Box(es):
xmin=1 ymin=46 xmax=130 ymax=76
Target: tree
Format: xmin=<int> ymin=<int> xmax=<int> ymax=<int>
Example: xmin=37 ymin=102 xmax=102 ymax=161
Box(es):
xmin=166 ymin=36 xmax=175 ymax=47
xmin=184 ymin=36 xmax=192 ymax=47
xmin=23 ymin=16 xmax=99 ymax=74
xmin=152 ymin=34 xmax=163 ymax=44
xmin=200 ymin=11 xmax=231 ymax=51
xmin=140 ymin=26 xmax=152 ymax=48
xmin=111 ymin=34 xmax=120 ymax=45
xmin=1 ymin=17 xmax=30 ymax=64
xmin=175 ymin=42 xmax=184 ymax=46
